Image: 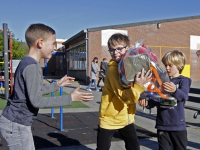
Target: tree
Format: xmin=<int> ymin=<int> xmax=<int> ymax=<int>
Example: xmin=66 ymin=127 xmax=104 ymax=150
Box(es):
xmin=0 ymin=31 xmax=28 ymax=70
xmin=0 ymin=31 xmax=28 ymax=59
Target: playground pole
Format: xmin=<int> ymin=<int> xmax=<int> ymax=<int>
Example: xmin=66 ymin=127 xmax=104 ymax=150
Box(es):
xmin=51 ymin=85 xmax=54 ymax=118
xmin=60 ymin=87 xmax=63 ymax=131
xmin=9 ymin=32 xmax=13 ymax=94
xmin=44 ymin=59 xmax=47 ymax=77
xmin=3 ymin=23 xmax=9 ymax=99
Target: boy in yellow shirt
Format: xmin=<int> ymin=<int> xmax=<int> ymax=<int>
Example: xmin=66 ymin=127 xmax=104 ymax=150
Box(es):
xmin=96 ymin=33 xmax=152 ymax=150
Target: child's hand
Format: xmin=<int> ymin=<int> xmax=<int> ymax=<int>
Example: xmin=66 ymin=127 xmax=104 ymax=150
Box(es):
xmin=57 ymin=75 xmax=75 ymax=87
xmin=163 ymin=82 xmax=176 ymax=93
xmin=135 ymin=68 xmax=152 ymax=87
xmin=71 ymin=85 xmax=94 ymax=102
xmin=138 ymin=99 xmax=148 ymax=107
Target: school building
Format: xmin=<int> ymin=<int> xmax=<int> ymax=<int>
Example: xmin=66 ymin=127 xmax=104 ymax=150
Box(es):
xmin=58 ymin=15 xmax=200 ymax=82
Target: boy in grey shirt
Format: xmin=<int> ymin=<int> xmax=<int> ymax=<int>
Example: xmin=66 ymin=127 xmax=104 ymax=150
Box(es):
xmin=0 ymin=23 xmax=93 ymax=150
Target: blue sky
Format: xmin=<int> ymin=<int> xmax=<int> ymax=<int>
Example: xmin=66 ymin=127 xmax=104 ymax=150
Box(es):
xmin=1 ymin=0 xmax=200 ymax=42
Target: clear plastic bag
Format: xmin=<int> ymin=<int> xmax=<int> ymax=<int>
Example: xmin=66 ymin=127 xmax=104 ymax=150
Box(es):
xmin=118 ymin=39 xmax=177 ymax=108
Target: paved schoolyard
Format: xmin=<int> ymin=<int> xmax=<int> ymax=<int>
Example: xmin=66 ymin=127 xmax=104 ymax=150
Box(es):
xmin=1 ymin=80 xmax=200 ymax=150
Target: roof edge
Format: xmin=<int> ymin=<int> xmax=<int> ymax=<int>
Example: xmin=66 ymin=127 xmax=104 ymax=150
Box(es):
xmin=62 ymin=15 xmax=200 ymax=45
xmin=87 ymin=15 xmax=200 ymax=32
xmin=62 ymin=29 xmax=87 ymax=45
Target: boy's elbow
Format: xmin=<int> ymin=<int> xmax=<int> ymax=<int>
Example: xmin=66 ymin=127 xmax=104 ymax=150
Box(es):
xmin=31 ymin=102 xmax=40 ymax=108
xmin=182 ymin=96 xmax=189 ymax=102
xmin=30 ymin=97 xmax=42 ymax=108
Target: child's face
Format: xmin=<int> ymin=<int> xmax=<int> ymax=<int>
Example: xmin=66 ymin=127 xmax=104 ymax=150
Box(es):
xmin=109 ymin=44 xmax=129 ymax=63
xmin=41 ymin=34 xmax=56 ymax=59
xmin=94 ymin=59 xmax=98 ymax=63
xmin=165 ymin=64 xmax=180 ymax=78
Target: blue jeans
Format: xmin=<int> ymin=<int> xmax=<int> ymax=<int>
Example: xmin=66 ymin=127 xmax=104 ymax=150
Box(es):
xmin=87 ymin=79 xmax=99 ymax=90
xmin=0 ymin=115 xmax=35 ymax=150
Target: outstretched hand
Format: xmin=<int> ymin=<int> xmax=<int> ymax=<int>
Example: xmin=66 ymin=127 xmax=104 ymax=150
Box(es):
xmin=71 ymin=85 xmax=94 ymax=102
xmin=135 ymin=68 xmax=152 ymax=87
xmin=57 ymin=75 xmax=75 ymax=87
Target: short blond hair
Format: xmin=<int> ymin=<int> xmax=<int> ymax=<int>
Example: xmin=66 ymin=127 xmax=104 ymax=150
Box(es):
xmin=107 ymin=33 xmax=130 ymax=49
xmin=162 ymin=50 xmax=186 ymax=73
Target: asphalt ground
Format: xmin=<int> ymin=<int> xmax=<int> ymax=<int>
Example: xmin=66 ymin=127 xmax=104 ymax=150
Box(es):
xmin=0 ymin=80 xmax=200 ymax=150
xmin=0 ymin=111 xmax=157 ymax=150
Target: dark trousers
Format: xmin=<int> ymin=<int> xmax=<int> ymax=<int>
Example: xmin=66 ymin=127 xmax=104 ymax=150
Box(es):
xmin=97 ymin=77 xmax=105 ymax=86
xmin=157 ymin=130 xmax=187 ymax=150
xmin=96 ymin=123 xmax=140 ymax=150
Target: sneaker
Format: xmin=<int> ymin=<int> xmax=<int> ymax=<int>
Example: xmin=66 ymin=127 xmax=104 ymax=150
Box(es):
xmin=96 ymin=89 xmax=99 ymax=91
xmin=86 ymin=89 xmax=92 ymax=91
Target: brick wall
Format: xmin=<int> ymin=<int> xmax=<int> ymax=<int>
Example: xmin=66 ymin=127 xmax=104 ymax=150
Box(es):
xmin=87 ymin=18 xmax=200 ymax=81
xmin=87 ymin=31 xmax=111 ymax=80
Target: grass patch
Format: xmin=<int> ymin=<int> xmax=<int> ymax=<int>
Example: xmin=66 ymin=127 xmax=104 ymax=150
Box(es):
xmin=0 ymin=97 xmax=7 ymax=110
xmin=0 ymin=91 xmax=89 ymax=110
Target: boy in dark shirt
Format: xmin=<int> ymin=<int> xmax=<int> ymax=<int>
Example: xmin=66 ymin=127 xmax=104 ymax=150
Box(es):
xmin=0 ymin=23 xmax=93 ymax=150
xmin=139 ymin=50 xmax=191 ymax=150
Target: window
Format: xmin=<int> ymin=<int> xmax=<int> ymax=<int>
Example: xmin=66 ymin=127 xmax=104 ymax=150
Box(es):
xmin=68 ymin=44 xmax=86 ymax=69
xmin=69 ymin=50 xmax=74 ymax=69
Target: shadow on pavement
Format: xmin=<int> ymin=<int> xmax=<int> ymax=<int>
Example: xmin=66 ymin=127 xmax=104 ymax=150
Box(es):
xmin=0 ymin=111 xmax=157 ymax=150
xmin=136 ymin=110 xmax=157 ymax=121
xmin=139 ymin=138 xmax=159 ymax=150
xmin=188 ymin=141 xmax=200 ymax=150
xmin=189 ymin=88 xmax=200 ymax=95
xmin=186 ymin=122 xmax=200 ymax=127
xmin=188 ymin=96 xmax=200 ymax=103
xmin=139 ymin=138 xmax=200 ymax=150
xmin=34 ymin=133 xmax=93 ymax=150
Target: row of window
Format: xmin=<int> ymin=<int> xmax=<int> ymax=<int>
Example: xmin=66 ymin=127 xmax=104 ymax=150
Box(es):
xmin=67 ymin=44 xmax=86 ymax=69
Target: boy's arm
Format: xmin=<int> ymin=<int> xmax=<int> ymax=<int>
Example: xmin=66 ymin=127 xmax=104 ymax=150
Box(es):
xmin=146 ymin=98 xmax=159 ymax=109
xmin=23 ymin=65 xmax=72 ymax=108
xmin=101 ymin=62 xmax=106 ymax=71
xmin=42 ymin=82 xmax=59 ymax=95
xmin=107 ymin=66 xmax=145 ymax=104
xmin=171 ymin=78 xmax=191 ymax=102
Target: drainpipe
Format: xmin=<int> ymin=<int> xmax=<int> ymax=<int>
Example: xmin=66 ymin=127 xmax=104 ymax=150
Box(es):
xmin=85 ymin=29 xmax=88 ymax=83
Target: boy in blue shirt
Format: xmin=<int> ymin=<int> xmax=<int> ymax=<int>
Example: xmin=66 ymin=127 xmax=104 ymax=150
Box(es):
xmin=139 ymin=50 xmax=191 ymax=150
xmin=0 ymin=23 xmax=93 ymax=150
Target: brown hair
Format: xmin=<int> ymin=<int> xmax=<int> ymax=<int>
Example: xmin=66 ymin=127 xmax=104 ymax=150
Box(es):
xmin=162 ymin=50 xmax=186 ymax=73
xmin=107 ymin=33 xmax=130 ymax=49
xmin=25 ymin=23 xmax=55 ymax=48
xmin=93 ymin=57 xmax=98 ymax=62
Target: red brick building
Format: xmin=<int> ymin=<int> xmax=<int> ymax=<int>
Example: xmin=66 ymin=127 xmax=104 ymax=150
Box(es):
xmin=62 ymin=15 xmax=200 ymax=82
